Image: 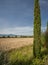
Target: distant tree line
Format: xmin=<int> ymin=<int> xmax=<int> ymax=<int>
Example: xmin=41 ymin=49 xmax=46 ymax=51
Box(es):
xmin=0 ymin=35 xmax=33 ymax=38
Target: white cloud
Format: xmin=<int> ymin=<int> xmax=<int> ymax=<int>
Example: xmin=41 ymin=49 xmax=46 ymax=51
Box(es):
xmin=0 ymin=26 xmax=46 ymax=35
xmin=0 ymin=27 xmax=33 ymax=36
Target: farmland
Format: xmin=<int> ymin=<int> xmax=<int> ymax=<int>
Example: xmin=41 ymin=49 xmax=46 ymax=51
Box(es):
xmin=0 ymin=38 xmax=48 ymax=65
xmin=0 ymin=38 xmax=33 ymax=51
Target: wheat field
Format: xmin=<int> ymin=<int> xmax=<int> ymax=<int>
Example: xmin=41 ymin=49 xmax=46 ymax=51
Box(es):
xmin=0 ymin=38 xmax=33 ymax=51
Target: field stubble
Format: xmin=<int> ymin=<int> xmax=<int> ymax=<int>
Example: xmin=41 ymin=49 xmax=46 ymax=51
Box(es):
xmin=0 ymin=38 xmax=33 ymax=51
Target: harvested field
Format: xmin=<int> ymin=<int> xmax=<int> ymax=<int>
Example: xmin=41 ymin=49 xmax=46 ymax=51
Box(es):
xmin=0 ymin=38 xmax=33 ymax=51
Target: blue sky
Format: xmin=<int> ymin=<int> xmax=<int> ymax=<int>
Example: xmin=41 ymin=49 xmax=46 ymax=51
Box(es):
xmin=0 ymin=0 xmax=48 ymax=35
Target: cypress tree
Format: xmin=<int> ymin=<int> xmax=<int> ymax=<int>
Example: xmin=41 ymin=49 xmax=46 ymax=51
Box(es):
xmin=45 ymin=22 xmax=48 ymax=49
xmin=33 ymin=0 xmax=41 ymax=57
xmin=46 ymin=22 xmax=48 ymax=33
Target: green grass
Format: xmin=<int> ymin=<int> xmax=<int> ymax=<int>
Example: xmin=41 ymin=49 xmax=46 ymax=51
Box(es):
xmin=7 ymin=45 xmax=33 ymax=65
xmin=0 ymin=45 xmax=48 ymax=65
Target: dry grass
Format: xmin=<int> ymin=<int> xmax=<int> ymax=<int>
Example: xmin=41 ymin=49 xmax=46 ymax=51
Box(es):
xmin=0 ymin=38 xmax=33 ymax=51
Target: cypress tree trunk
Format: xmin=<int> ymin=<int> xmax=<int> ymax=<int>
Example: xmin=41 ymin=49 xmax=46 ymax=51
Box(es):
xmin=33 ymin=0 xmax=41 ymax=57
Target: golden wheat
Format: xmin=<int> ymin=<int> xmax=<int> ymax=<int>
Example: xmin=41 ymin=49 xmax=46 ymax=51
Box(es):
xmin=0 ymin=38 xmax=33 ymax=51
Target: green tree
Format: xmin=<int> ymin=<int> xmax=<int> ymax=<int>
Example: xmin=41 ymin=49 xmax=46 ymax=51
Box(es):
xmin=33 ymin=0 xmax=41 ymax=57
xmin=45 ymin=22 xmax=48 ymax=50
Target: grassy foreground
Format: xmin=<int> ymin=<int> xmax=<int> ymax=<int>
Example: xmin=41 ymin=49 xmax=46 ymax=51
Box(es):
xmin=7 ymin=45 xmax=33 ymax=65
xmin=0 ymin=45 xmax=48 ymax=65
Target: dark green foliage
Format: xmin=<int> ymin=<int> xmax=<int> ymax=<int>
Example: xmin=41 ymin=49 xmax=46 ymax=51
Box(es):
xmin=41 ymin=33 xmax=45 ymax=47
xmin=0 ymin=51 xmax=9 ymax=65
xmin=2 ymin=36 xmax=6 ymax=38
xmin=0 ymin=51 xmax=4 ymax=65
xmin=45 ymin=22 xmax=48 ymax=49
xmin=15 ymin=35 xmax=17 ymax=38
xmin=33 ymin=0 xmax=41 ymax=57
xmin=7 ymin=35 xmax=10 ymax=38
